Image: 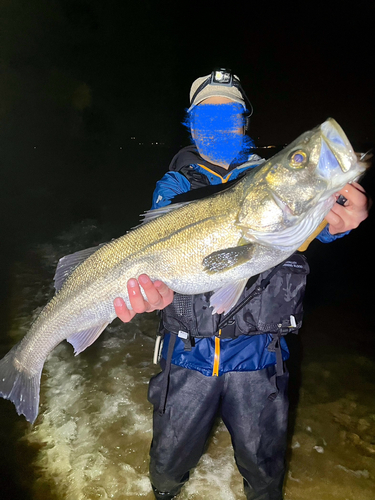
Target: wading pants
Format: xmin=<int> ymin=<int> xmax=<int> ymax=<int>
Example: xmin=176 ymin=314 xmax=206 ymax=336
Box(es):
xmin=148 ymin=364 xmax=289 ymax=500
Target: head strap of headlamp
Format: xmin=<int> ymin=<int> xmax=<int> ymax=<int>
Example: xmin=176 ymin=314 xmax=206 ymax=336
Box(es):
xmin=190 ymin=68 xmax=253 ymax=118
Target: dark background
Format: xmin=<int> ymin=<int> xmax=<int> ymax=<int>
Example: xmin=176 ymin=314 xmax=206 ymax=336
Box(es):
xmin=1 ymin=1 xmax=374 ymax=244
xmin=1 ymin=0 xmax=374 ymax=312
xmin=0 ymin=1 xmax=374 ymax=497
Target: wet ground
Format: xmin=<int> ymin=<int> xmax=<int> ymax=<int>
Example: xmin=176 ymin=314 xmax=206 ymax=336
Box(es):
xmin=0 ymin=217 xmax=374 ymax=500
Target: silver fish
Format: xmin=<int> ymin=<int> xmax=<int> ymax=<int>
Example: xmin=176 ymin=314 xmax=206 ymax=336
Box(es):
xmin=0 ymin=118 xmax=367 ymax=423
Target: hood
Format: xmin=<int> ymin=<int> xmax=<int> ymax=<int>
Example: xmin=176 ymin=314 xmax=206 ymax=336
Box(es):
xmin=168 ymin=145 xmax=244 ymax=177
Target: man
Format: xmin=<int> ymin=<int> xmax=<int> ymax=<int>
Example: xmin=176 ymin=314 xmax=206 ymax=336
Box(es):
xmin=114 ymin=70 xmax=369 ymax=499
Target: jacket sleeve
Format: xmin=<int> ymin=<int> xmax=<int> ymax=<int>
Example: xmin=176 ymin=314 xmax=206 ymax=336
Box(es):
xmin=316 ymin=224 xmax=350 ymax=243
xmin=151 ymin=171 xmax=191 ymax=209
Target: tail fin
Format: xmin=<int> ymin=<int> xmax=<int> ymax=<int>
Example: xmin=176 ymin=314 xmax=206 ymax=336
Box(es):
xmin=0 ymin=345 xmax=42 ymax=424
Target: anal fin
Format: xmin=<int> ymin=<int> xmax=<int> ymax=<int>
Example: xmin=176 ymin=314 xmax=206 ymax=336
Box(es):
xmin=67 ymin=323 xmax=109 ymax=355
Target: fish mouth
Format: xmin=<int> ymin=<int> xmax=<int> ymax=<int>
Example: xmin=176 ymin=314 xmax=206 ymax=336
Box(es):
xmin=320 ymin=118 xmax=357 ymax=173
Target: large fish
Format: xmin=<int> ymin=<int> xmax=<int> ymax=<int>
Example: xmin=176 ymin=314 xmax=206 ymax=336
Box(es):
xmin=0 ymin=118 xmax=367 ymax=423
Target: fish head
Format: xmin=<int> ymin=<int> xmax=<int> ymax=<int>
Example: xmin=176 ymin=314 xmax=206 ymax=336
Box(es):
xmin=237 ymin=118 xmax=367 ymax=238
xmin=263 ymin=118 xmax=365 ymax=218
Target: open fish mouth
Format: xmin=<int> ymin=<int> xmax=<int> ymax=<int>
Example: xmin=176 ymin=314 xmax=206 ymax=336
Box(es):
xmin=319 ymin=118 xmax=357 ymax=175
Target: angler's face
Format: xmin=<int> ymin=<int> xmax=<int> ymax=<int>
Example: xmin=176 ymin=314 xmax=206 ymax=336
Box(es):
xmin=190 ymin=96 xmax=246 ymax=169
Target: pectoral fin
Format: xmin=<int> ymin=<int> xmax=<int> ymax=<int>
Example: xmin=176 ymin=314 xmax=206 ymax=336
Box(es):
xmin=210 ymin=279 xmax=248 ymax=315
xmin=203 ymin=242 xmax=255 ymax=274
xmin=67 ymin=323 xmax=109 ymax=355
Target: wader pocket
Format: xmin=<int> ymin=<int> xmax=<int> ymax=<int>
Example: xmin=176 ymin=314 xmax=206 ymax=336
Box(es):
xmin=161 ymin=292 xmax=220 ymax=338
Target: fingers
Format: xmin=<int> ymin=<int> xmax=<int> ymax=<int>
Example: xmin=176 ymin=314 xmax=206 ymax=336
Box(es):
xmin=326 ymin=183 xmax=370 ymax=234
xmin=114 ymin=275 xmax=174 ymax=323
xmin=137 ymin=275 xmax=166 ymax=310
xmin=325 ymin=208 xmax=345 ymax=233
xmin=351 ymin=181 xmax=366 ymax=194
xmin=137 ymin=275 xmax=174 ymax=309
xmin=336 ymin=183 xmax=369 ymax=210
xmin=153 ymin=280 xmax=175 ymax=307
xmin=113 ymin=297 xmax=136 ymax=323
xmin=127 ymin=277 xmax=152 ymax=314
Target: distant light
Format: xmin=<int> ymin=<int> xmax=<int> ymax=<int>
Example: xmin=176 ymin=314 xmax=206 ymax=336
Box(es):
xmin=34 ymin=146 xmax=37 ymax=149
xmin=130 ymin=137 xmax=135 ymax=139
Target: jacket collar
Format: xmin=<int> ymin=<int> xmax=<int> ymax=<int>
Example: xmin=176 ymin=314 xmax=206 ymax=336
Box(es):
xmin=168 ymin=145 xmax=245 ymax=177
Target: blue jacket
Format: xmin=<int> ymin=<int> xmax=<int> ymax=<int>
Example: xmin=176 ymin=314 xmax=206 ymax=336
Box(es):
xmin=152 ymin=150 xmax=348 ymax=376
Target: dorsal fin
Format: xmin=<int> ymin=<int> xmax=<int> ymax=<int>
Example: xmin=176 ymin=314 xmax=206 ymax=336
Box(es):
xmin=53 ymin=243 xmax=106 ymax=292
xmin=136 ymin=201 xmax=191 ymax=227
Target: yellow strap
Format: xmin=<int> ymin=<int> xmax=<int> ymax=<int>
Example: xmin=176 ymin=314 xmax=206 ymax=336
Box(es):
xmin=298 ymin=220 xmax=328 ymax=252
xmin=212 ymin=333 xmax=221 ymax=376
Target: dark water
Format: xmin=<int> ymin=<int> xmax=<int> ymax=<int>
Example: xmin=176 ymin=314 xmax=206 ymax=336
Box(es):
xmin=0 ymin=142 xmax=173 ymax=499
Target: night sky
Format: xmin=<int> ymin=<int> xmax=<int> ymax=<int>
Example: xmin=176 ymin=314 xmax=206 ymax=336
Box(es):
xmin=1 ymin=2 xmax=374 ymax=144
xmin=0 ymin=0 xmax=374 ymax=313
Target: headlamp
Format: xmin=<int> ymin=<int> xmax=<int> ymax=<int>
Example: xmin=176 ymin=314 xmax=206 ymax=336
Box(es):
xmin=212 ymin=70 xmax=233 ymax=85
xmin=190 ymin=68 xmax=253 ymax=118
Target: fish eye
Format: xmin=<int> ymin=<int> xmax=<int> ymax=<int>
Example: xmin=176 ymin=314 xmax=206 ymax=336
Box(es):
xmin=289 ymin=150 xmax=308 ymax=168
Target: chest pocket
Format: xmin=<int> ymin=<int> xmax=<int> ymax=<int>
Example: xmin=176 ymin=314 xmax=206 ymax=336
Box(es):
xmin=160 ymin=292 xmax=220 ymax=338
xmin=234 ymin=253 xmax=310 ymax=336
xmin=161 ymin=253 xmax=310 ymax=339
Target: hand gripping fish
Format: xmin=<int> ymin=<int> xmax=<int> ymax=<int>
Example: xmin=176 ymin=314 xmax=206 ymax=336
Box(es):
xmin=0 ymin=118 xmax=368 ymax=423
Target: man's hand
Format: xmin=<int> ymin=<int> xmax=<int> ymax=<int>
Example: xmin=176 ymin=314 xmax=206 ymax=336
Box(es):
xmin=325 ymin=182 xmax=370 ymax=235
xmin=113 ymin=274 xmax=174 ymax=323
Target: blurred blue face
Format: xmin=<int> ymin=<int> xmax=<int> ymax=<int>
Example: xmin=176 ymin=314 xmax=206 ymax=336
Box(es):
xmin=191 ymin=101 xmax=247 ymax=167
